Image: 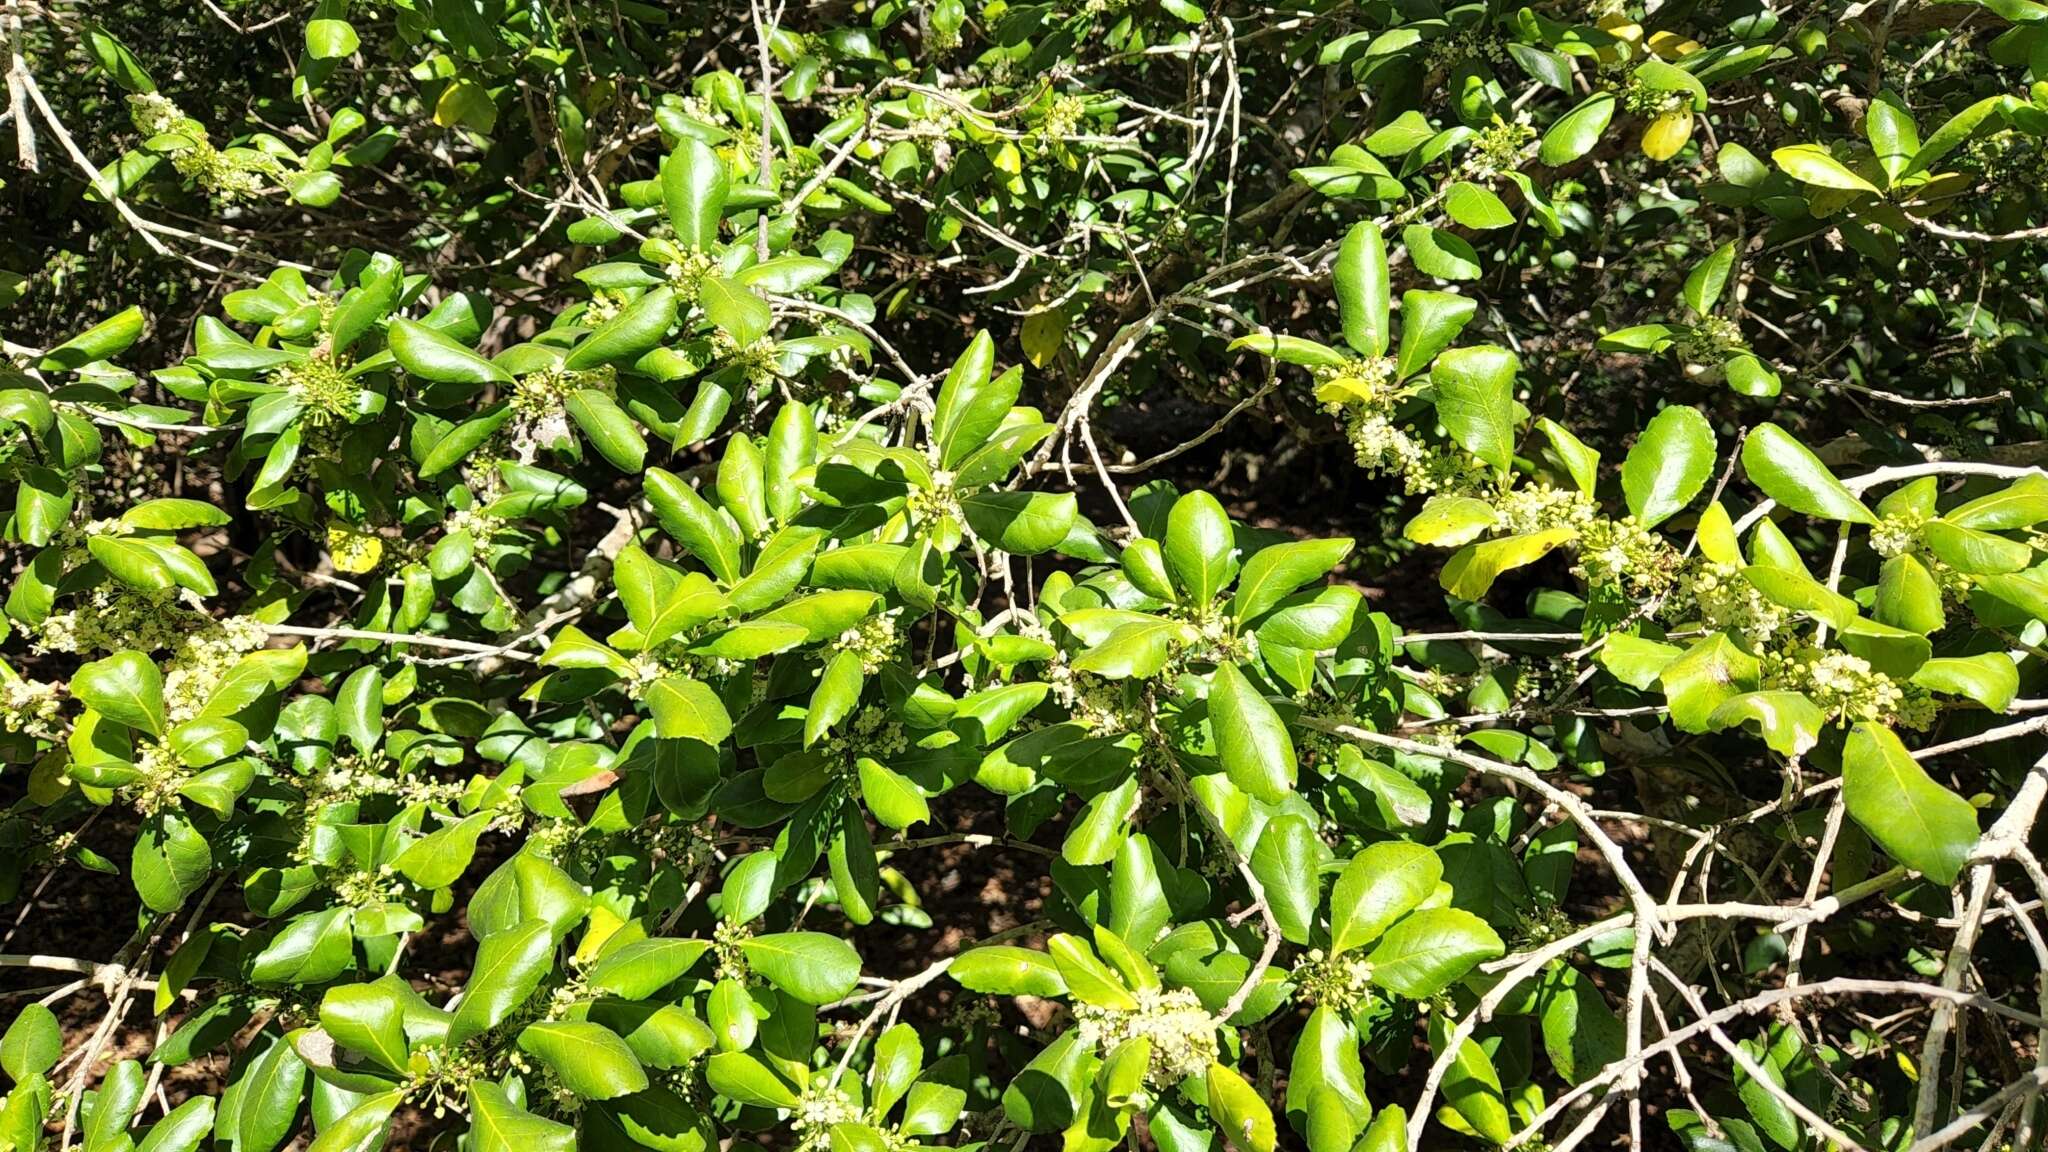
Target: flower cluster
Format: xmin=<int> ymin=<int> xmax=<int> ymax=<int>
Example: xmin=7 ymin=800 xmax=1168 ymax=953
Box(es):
xmin=1574 ymin=515 xmax=1681 ymax=594
xmin=1461 ymin=116 xmax=1537 ymax=180
xmin=1424 ymin=31 xmax=1511 ymax=74
xmin=835 ymin=612 xmax=901 ymax=674
xmin=1072 ymin=986 xmax=1220 ymax=1088
xmin=32 ymin=586 xmax=210 ymax=655
xmin=713 ymin=917 xmax=754 ymax=982
xmin=161 ymin=616 xmax=269 ymax=726
xmin=1496 ymin=484 xmax=1597 ymax=535
xmin=792 ymin=1084 xmax=862 ymax=1150
xmin=1290 ymin=948 xmax=1376 ymax=1013
xmin=1048 ymin=661 xmax=1140 ymax=732
xmin=1674 ymin=315 xmax=1743 ymax=362
xmin=1621 ymin=76 xmax=1689 ymax=118
xmin=1345 ymin=413 xmax=1477 ymax=495
xmin=1677 ymin=561 xmax=1788 ymax=643
xmin=1764 ymin=648 xmax=1935 ymax=729
xmin=278 ymin=354 xmax=360 ymax=424
xmin=0 ymin=674 xmax=62 ymax=740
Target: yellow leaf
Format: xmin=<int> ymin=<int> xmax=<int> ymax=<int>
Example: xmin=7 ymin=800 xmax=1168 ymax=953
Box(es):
xmin=1648 ymin=30 xmax=1702 ymax=58
xmin=1641 ymin=110 xmax=1694 ymax=161
xmin=1020 ymin=307 xmax=1069 ymax=368
xmin=433 ymin=79 xmax=497 ymax=134
xmin=327 ymin=524 xmax=385 ymax=574
xmin=1596 ymin=14 xmax=1643 ymax=39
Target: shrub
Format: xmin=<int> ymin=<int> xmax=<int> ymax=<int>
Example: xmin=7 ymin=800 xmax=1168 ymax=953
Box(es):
xmin=0 ymin=3 xmax=2045 ymax=1152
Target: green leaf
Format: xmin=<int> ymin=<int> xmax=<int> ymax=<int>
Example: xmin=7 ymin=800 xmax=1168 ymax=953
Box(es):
xmin=135 ymin=1098 xmax=214 ymax=1152
xmin=1287 ymin=1006 xmax=1370 ymax=1148
xmin=469 ymin=1082 xmax=575 ymax=1152
xmin=234 ymin=1031 xmax=306 ymax=1152
xmin=1902 ymin=96 xmax=2005 ymax=178
xmin=305 ymin=18 xmax=360 ymax=58
xmin=1048 ymin=933 xmax=1136 ymax=1009
xmin=698 ymin=277 xmax=772 ymax=345
xmin=1206 ymin=1061 xmax=1277 ymax=1152
xmin=1912 ymin=654 xmax=2019 ymax=712
xmin=565 ymin=286 xmax=679 ymax=371
xmin=0 ymin=1004 xmax=60 ymax=1081
xmin=319 ymin=983 xmax=409 ymax=1073
xmin=1330 ymin=841 xmax=1441 ymax=954
xmin=1445 ymin=181 xmax=1515 ymax=229
xmin=705 ymin=1051 xmax=800 ymax=1108
xmin=1404 ymin=495 xmax=1497 ymax=547
xmin=1431 ymin=344 xmax=1518 ymax=473
xmin=133 ymin=811 xmax=211 ymax=912
xmin=961 ymin=490 xmax=1078 ymax=555
xmin=1867 ymin=91 xmax=1920 ymax=182
xmin=565 ymin=390 xmax=648 ymax=472
xmin=337 ymin=665 xmax=384 ymax=752
xmin=1741 ymin=565 xmax=1858 ymax=629
xmin=859 ymin=757 xmax=930 ymax=829
xmin=588 ymin=939 xmax=712 ymax=999
xmin=1210 ymin=662 xmax=1296 ymax=803
xmin=1660 ymin=633 xmax=1761 ymax=732
xmin=1535 ymin=417 xmax=1601 ymax=495
xmin=249 ymin=907 xmax=354 ymax=984
xmin=949 ymin=945 xmax=1068 ymax=997
xmin=448 ymin=919 xmax=555 ymax=1045
xmin=1682 ymin=241 xmax=1738 ymax=316
xmin=1335 ymin=222 xmax=1391 ymax=356
xmin=1842 ymin=723 xmax=1979 ymax=885
xmin=1395 ymin=290 xmax=1476 ymax=380
xmin=304 ymin=1090 xmax=400 ymax=1152
xmin=1541 ymin=966 xmax=1625 ymax=1085
xmin=391 ymin=812 xmax=491 ymax=890
xmin=1921 ymin=520 xmax=2032 ymax=575
xmin=1250 ymin=815 xmax=1320 ymax=945
xmin=663 ymin=138 xmax=730 ymax=249
xmin=41 ymin=305 xmax=146 ymax=371
xmin=1366 ymin=907 xmax=1504 ymax=997
xmin=1227 ymin=332 xmax=1348 ymax=368
xmin=740 ymin=932 xmax=862 ymax=1004
xmin=1003 ymin=1032 xmax=1090 ymax=1132
xmin=1741 ymin=424 xmax=1874 ymax=523
xmin=1707 ymin=691 xmax=1827 ymax=758
xmin=1402 ymin=224 xmax=1483 ymax=280
xmin=1164 ymin=491 xmax=1237 ymax=604
xmin=1231 ymin=538 xmax=1354 ymax=621
xmin=89 ymin=534 xmax=175 ymax=591
xmin=1876 ymin=554 xmax=1946 ymax=635
xmin=517 ymin=1021 xmax=648 ymax=1100
xmin=644 ymin=677 xmax=733 ymax=743
xmin=932 ymin=331 xmax=1012 ymax=466
xmin=1539 ymin=93 xmax=1615 ymax=165
xmin=120 ymin=498 xmax=231 ymax=531
xmin=72 ymin=650 xmax=164 ymax=736
xmin=1436 ymin=1023 xmax=1512 ymax=1145
xmin=1945 ymin=475 xmax=2048 ymax=530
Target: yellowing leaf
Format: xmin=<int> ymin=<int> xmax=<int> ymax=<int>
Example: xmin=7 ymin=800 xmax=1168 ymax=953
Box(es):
xmin=1771 ymin=143 xmax=1882 ymax=194
xmin=1647 ymin=30 xmax=1702 ymax=58
xmin=327 ymin=524 xmax=385 ymax=574
xmin=1020 ymin=307 xmax=1068 ymax=369
xmin=1440 ymin=528 xmax=1575 ymax=600
xmin=1641 ymin=110 xmax=1694 ymax=161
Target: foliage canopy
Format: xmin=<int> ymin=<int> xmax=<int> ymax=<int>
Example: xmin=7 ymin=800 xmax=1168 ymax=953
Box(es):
xmin=0 ymin=1 xmax=2046 ymax=1151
